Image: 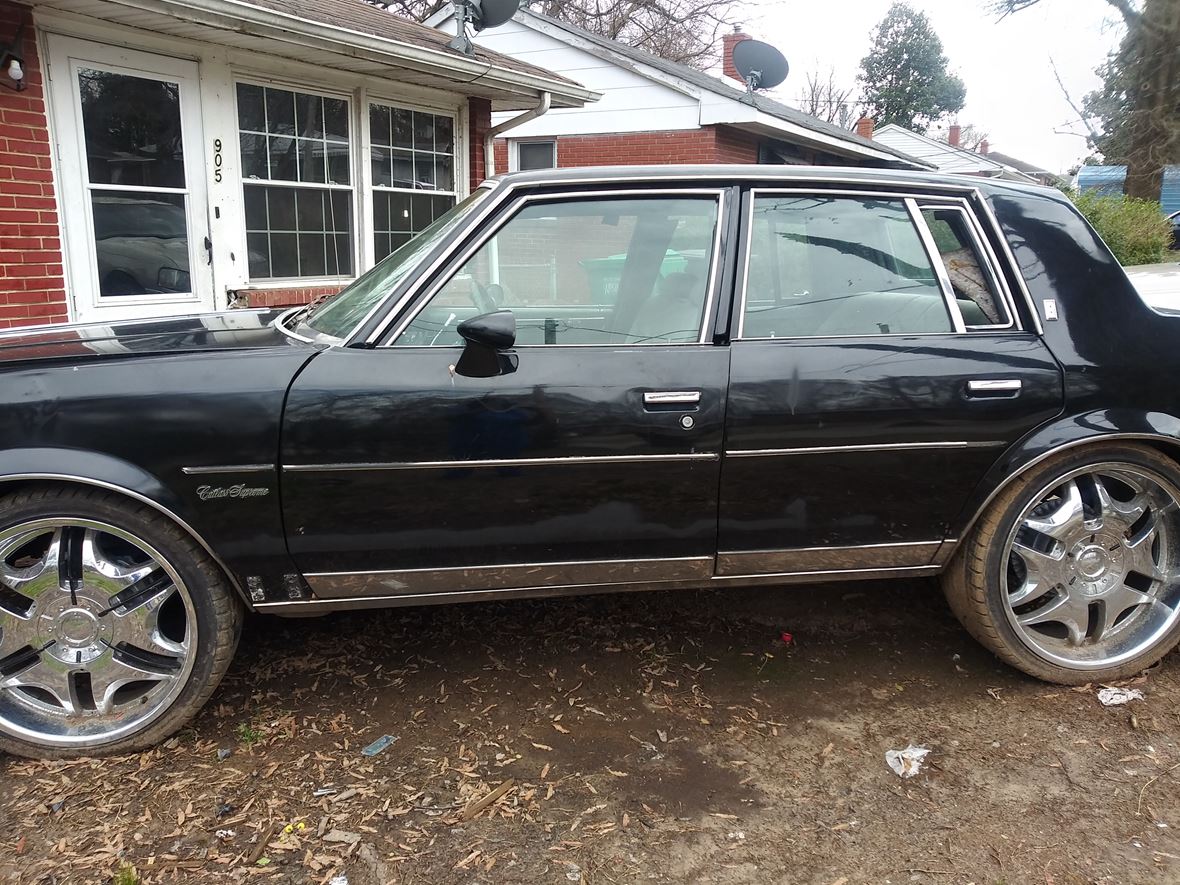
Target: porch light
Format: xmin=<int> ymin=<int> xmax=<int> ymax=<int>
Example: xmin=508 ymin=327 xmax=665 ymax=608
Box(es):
xmin=1 ymin=14 xmax=26 ymax=92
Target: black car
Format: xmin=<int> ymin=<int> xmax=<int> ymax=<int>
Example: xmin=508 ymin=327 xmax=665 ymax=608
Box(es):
xmin=2 ymin=166 xmax=1179 ymax=758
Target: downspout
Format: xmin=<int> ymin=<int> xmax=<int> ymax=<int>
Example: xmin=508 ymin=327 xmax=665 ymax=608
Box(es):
xmin=484 ymin=91 xmax=552 ymax=177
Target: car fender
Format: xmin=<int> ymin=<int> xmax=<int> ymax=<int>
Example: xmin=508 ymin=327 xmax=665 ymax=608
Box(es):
xmin=952 ymin=408 xmax=1180 ymax=544
xmin=0 ymin=446 xmax=249 ymax=605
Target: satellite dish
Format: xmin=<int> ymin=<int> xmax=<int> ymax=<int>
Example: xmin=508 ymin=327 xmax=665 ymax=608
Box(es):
xmin=447 ymin=0 xmax=521 ymax=55
xmin=732 ymin=39 xmax=788 ymax=93
xmin=473 ymin=0 xmax=520 ymax=31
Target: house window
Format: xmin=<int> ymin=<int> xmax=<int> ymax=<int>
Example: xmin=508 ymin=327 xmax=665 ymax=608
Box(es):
xmin=515 ymin=140 xmax=556 ymax=171
xmin=369 ymin=103 xmax=457 ymax=262
xmin=236 ymin=82 xmax=354 ymax=279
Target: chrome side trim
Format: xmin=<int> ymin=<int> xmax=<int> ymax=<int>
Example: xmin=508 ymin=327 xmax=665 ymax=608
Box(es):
xmin=971 ymin=189 xmax=1045 ymax=335
xmin=181 ymin=464 xmax=274 ymax=475
xmin=285 ymin=453 xmax=719 ymax=472
xmin=725 ymin=441 xmax=1004 ymax=458
xmin=305 ymin=556 xmax=714 ymax=599
xmin=0 ymin=472 xmax=248 ymax=605
xmin=257 ymin=564 xmax=944 ymax=615
xmin=717 ymin=541 xmax=942 ymax=575
xmin=907 ymin=197 xmax=966 ymax=334
xmin=373 ymin=187 xmax=729 ymax=346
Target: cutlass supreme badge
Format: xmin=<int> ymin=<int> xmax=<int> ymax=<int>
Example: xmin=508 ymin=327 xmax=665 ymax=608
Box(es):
xmin=196 ymin=484 xmax=270 ymax=500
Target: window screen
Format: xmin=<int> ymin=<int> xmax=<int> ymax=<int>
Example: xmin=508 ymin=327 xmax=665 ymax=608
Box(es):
xmin=742 ymin=196 xmax=953 ymax=338
xmin=516 ymin=141 xmax=556 ymax=171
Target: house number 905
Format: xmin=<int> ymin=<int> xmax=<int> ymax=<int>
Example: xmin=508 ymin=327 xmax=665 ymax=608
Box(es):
xmin=213 ymin=138 xmax=223 ymax=183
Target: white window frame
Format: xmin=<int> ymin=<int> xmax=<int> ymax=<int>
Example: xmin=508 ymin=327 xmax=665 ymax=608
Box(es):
xmin=364 ymin=96 xmax=460 ymax=267
xmin=510 ymin=138 xmax=557 ymax=173
xmin=233 ymin=75 xmax=359 ymax=285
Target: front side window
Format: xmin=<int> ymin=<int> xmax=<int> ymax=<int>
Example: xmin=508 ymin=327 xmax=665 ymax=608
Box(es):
xmin=369 ymin=103 xmax=457 ymax=262
xmin=395 ymin=195 xmax=720 ymax=347
xmin=742 ymin=196 xmax=952 ymax=339
xmin=237 ymin=82 xmax=353 ymax=279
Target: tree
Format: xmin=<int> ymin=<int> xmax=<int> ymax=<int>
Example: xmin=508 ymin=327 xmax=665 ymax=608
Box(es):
xmin=366 ymin=0 xmax=741 ymax=69
xmin=857 ymin=2 xmax=966 ymax=133
xmin=525 ymin=0 xmax=739 ymax=67
xmin=993 ymin=0 xmax=1180 ymax=202
xmin=796 ymin=69 xmax=856 ymax=128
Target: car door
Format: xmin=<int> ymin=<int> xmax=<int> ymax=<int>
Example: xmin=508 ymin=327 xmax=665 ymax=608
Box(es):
xmin=717 ymin=188 xmax=1064 ymax=577
xmin=281 ymin=188 xmax=734 ymax=600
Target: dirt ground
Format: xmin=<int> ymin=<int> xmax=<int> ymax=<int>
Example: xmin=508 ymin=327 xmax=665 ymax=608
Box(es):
xmin=4 ymin=578 xmax=1180 ymax=885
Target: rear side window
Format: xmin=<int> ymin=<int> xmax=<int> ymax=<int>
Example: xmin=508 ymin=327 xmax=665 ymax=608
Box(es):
xmin=742 ymin=196 xmax=953 ymax=338
xmin=920 ymin=206 xmax=1011 ymax=327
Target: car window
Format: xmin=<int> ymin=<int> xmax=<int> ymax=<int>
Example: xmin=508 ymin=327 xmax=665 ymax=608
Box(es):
xmin=742 ymin=196 xmax=953 ymax=339
xmin=921 ymin=206 xmax=1011 ymax=326
xmin=394 ymin=196 xmax=719 ymax=347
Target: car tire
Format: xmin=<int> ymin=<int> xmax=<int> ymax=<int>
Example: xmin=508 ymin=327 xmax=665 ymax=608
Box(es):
xmin=944 ymin=443 xmax=1180 ymax=684
xmin=0 ymin=485 xmax=242 ymax=758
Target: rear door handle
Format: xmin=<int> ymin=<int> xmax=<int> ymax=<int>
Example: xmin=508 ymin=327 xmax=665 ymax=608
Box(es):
xmin=644 ymin=390 xmax=702 ymax=407
xmin=966 ymin=379 xmax=1022 ymax=398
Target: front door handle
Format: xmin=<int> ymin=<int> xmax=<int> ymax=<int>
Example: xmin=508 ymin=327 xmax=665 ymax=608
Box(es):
xmin=966 ymin=379 xmax=1022 ymax=398
xmin=644 ymin=390 xmax=702 ymax=407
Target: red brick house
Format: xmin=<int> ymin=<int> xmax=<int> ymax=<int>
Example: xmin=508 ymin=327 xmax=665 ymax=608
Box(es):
xmin=0 ymin=0 xmax=595 ymax=328
xmin=425 ymin=9 xmax=928 ymax=175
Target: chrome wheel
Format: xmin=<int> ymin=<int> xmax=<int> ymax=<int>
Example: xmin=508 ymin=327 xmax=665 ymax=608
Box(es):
xmin=1003 ymin=463 xmax=1180 ymax=670
xmin=0 ymin=518 xmax=196 ymax=748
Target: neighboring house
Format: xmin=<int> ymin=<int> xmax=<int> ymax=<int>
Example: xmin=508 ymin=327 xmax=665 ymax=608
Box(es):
xmin=0 ymin=0 xmax=596 ymax=328
xmin=870 ymin=123 xmax=1038 ymax=183
xmin=1077 ymin=166 xmax=1180 ymax=216
xmin=980 ymin=147 xmax=1062 ymax=187
xmin=424 ymin=10 xmax=928 ymax=173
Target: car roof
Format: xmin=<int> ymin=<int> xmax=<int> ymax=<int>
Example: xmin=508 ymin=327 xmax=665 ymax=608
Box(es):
xmin=488 ymin=164 xmax=1062 ymax=201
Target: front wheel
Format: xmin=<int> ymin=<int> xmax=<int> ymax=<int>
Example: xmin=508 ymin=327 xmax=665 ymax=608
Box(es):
xmin=944 ymin=444 xmax=1180 ymax=684
xmin=0 ymin=486 xmax=241 ymax=757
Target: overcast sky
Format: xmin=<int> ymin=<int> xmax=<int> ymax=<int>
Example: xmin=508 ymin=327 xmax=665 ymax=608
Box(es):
xmin=741 ymin=0 xmax=1125 ymax=173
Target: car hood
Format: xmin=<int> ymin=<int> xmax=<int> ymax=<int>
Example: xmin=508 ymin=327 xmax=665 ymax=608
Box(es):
xmin=0 ymin=309 xmax=310 ymax=364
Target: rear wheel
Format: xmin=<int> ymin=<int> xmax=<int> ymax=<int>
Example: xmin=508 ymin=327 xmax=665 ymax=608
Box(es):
xmin=944 ymin=444 xmax=1180 ymax=683
xmin=0 ymin=486 xmax=241 ymax=757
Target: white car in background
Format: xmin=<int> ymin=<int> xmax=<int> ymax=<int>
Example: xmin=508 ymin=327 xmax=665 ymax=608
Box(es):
xmin=1127 ymin=261 xmax=1180 ymax=313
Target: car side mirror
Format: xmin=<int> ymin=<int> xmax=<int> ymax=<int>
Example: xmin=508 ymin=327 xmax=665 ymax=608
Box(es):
xmin=455 ymin=310 xmax=519 ymax=378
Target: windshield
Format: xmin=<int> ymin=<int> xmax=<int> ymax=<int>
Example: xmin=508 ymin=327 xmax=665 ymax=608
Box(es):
xmin=299 ymin=188 xmax=491 ymax=340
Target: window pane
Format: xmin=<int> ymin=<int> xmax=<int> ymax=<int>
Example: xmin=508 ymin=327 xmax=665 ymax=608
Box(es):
xmin=921 ymin=207 xmax=1008 ymax=325
xmin=371 ymin=147 xmax=392 ymax=188
xmin=326 ymin=142 xmax=351 ymax=185
xmin=236 ymin=83 xmax=265 ymax=132
xmin=91 ymin=191 xmax=190 ymax=296
xmin=298 ymin=139 xmax=326 ymax=183
xmin=369 ymin=104 xmax=391 ymax=147
xmin=324 ymin=98 xmax=349 ymax=142
xmin=239 ymin=133 xmax=267 ymax=180
xmin=268 ymin=136 xmax=297 ymax=181
xmin=392 ymin=149 xmax=414 ymax=188
xmin=391 ymin=108 xmax=413 ymax=149
xmin=517 ymin=141 xmax=556 ymax=171
xmin=395 ymin=197 xmax=719 ymax=347
xmin=436 ymin=156 xmax=454 ymax=192
xmin=79 ymin=69 xmax=185 ymax=188
xmin=435 ymin=116 xmax=454 ymax=154
xmin=742 ymin=197 xmax=952 ymax=339
xmin=265 ymin=88 xmax=295 ymax=136
xmin=295 ymin=93 xmax=323 ymax=139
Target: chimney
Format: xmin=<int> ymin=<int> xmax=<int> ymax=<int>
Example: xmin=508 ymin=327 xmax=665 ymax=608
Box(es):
xmin=948 ymin=124 xmax=961 ymax=147
xmin=855 ymin=116 xmax=874 ymax=140
xmin=722 ymin=27 xmax=753 ymax=84
xmin=979 ymin=139 xmax=990 ymax=155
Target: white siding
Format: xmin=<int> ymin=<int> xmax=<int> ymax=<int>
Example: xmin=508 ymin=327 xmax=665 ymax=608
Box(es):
xmin=471 ymin=21 xmax=700 ymax=137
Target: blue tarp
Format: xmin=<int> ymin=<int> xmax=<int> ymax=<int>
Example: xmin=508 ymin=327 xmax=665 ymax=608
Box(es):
xmin=1077 ymin=165 xmax=1180 ymax=215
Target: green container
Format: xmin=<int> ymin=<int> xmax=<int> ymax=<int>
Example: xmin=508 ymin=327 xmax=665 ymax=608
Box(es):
xmin=580 ymin=250 xmax=690 ymax=303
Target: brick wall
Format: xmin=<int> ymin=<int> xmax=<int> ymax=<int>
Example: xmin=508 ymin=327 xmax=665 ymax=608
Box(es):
xmin=237 ymin=284 xmax=344 ymax=309
xmin=468 ymin=97 xmax=491 ymax=190
xmin=496 ymin=127 xmax=763 ymax=170
xmin=0 ymin=3 xmax=68 ymax=329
